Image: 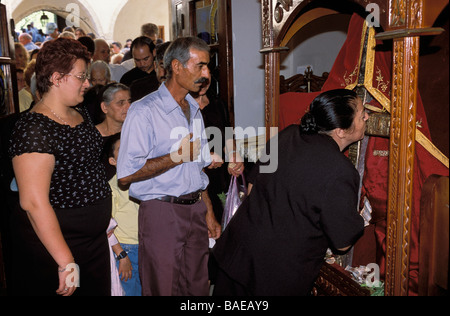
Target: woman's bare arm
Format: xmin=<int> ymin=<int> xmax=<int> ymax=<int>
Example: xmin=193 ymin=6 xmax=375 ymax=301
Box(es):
xmin=13 ymin=153 xmax=76 ymax=295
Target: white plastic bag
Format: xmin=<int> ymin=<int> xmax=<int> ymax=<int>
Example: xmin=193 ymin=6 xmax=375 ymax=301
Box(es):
xmin=221 ymin=175 xmax=247 ymax=231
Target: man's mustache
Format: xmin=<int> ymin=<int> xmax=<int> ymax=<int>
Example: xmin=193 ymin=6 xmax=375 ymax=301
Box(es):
xmin=194 ymin=77 xmax=209 ymax=84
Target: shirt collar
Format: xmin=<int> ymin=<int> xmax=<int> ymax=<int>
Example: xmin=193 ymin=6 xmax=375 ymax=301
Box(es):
xmin=159 ymin=82 xmax=200 ymax=116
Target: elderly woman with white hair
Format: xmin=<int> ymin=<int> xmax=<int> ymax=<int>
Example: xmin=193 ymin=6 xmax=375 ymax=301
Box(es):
xmin=95 ymin=82 xmax=131 ymax=138
xmin=95 ymin=82 xmax=132 ymax=183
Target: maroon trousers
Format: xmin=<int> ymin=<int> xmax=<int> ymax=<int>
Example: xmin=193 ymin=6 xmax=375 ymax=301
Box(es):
xmin=138 ymin=199 xmax=210 ymax=296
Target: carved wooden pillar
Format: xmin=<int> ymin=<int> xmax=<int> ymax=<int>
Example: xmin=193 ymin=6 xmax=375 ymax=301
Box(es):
xmin=260 ymin=0 xmax=290 ymax=141
xmin=263 ymin=52 xmax=281 ymax=141
xmin=386 ymin=34 xmax=420 ymax=297
xmin=377 ymin=0 xmax=447 ymax=296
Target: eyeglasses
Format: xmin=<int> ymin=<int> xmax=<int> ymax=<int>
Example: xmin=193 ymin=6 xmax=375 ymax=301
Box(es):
xmin=62 ymin=73 xmax=90 ymax=82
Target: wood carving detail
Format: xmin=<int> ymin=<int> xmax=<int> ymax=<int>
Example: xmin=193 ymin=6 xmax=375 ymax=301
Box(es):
xmin=386 ymin=38 xmax=402 ymax=296
xmin=409 ymin=0 xmax=423 ymax=29
xmin=278 ymin=0 xmax=293 ymax=11
xmin=262 ymin=0 xmax=272 ymax=48
xmin=390 ymin=0 xmax=425 ymax=29
xmin=386 ymin=34 xmax=420 ymax=296
xmin=390 ymin=0 xmax=406 ymax=27
xmin=312 ymin=263 xmax=371 ymax=296
xmin=274 ymin=0 xmax=293 ymax=23
xmin=401 ymin=35 xmax=420 ymax=295
xmin=264 ymin=55 xmax=271 ymax=125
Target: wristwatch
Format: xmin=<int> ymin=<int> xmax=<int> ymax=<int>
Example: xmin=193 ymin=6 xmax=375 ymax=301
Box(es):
xmin=116 ymin=250 xmax=128 ymax=260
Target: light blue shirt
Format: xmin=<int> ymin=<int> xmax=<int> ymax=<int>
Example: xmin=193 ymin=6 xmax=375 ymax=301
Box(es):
xmin=24 ymin=41 xmax=40 ymax=52
xmin=117 ymin=83 xmax=212 ymax=201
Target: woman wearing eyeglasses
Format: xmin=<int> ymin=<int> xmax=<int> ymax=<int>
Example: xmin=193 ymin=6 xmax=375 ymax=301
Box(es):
xmin=9 ymin=38 xmax=112 ymax=296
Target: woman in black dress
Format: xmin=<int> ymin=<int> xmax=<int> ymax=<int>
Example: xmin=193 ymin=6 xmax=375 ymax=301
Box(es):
xmin=9 ymin=38 xmax=112 ymax=296
xmin=95 ymin=83 xmax=131 ymax=182
xmin=212 ymin=89 xmax=369 ymax=296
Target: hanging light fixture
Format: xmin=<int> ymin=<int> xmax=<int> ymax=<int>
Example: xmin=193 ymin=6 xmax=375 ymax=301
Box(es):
xmin=40 ymin=11 xmax=49 ymax=28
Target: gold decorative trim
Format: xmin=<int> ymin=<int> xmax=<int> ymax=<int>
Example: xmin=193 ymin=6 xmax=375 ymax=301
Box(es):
xmin=345 ymin=22 xmax=449 ymax=169
xmin=374 ymin=150 xmax=390 ymax=157
xmin=341 ymin=65 xmax=359 ymax=88
xmin=375 ymin=67 xmax=390 ymax=93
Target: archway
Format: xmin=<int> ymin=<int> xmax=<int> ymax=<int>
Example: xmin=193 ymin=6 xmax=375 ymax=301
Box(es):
xmin=112 ymin=0 xmax=171 ymax=45
xmin=11 ymin=0 xmax=103 ymax=37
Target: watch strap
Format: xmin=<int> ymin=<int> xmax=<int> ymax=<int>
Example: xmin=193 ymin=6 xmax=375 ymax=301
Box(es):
xmin=116 ymin=250 xmax=128 ymax=260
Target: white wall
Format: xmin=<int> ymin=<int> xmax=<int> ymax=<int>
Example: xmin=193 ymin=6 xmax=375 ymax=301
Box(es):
xmin=113 ymin=0 xmax=171 ymax=45
xmin=231 ymin=0 xmax=265 ymax=136
xmin=230 ymin=2 xmax=350 ymax=139
xmin=280 ymin=14 xmax=350 ymax=78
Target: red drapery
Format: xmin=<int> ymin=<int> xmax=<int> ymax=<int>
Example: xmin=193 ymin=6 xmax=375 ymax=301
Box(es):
xmin=278 ymin=13 xmax=449 ymax=295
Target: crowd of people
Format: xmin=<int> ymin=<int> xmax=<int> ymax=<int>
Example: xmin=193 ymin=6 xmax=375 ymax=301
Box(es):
xmin=1 ymin=19 xmax=366 ymax=297
xmin=4 ymin=22 xmax=246 ymax=296
xmin=13 ymin=21 xmax=131 ymax=115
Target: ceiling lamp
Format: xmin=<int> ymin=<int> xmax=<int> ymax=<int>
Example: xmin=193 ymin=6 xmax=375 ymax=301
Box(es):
xmin=40 ymin=11 xmax=49 ymax=28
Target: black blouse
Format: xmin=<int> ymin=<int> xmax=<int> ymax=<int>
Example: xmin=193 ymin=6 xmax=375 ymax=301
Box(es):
xmin=213 ymin=125 xmax=364 ymax=295
xmin=9 ymin=108 xmax=111 ymax=209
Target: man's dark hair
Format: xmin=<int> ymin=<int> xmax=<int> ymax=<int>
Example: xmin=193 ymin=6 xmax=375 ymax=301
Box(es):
xmin=130 ymin=36 xmax=156 ymax=55
xmin=77 ymin=36 xmax=95 ymax=56
xmin=155 ymin=41 xmax=172 ymax=63
xmin=102 ymin=132 xmax=121 ymax=160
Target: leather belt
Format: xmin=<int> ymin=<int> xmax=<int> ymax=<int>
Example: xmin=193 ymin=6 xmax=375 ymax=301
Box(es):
xmin=155 ymin=190 xmax=202 ymax=205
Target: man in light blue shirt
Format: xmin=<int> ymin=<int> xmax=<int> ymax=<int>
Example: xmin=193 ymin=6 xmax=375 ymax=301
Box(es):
xmin=18 ymin=33 xmax=40 ymax=52
xmin=117 ymin=37 xmax=221 ymax=296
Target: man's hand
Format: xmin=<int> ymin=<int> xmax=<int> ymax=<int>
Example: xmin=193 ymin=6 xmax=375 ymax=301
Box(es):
xmin=171 ymin=133 xmax=201 ymax=163
xmin=208 ymin=152 xmax=224 ymax=169
xmin=206 ymin=210 xmax=221 ymax=239
xmin=202 ymin=190 xmax=221 ymax=239
xmin=120 ymin=134 xmax=201 ymax=187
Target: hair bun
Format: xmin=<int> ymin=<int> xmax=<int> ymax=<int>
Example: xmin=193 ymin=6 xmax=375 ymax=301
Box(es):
xmin=299 ymin=112 xmax=318 ymax=134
